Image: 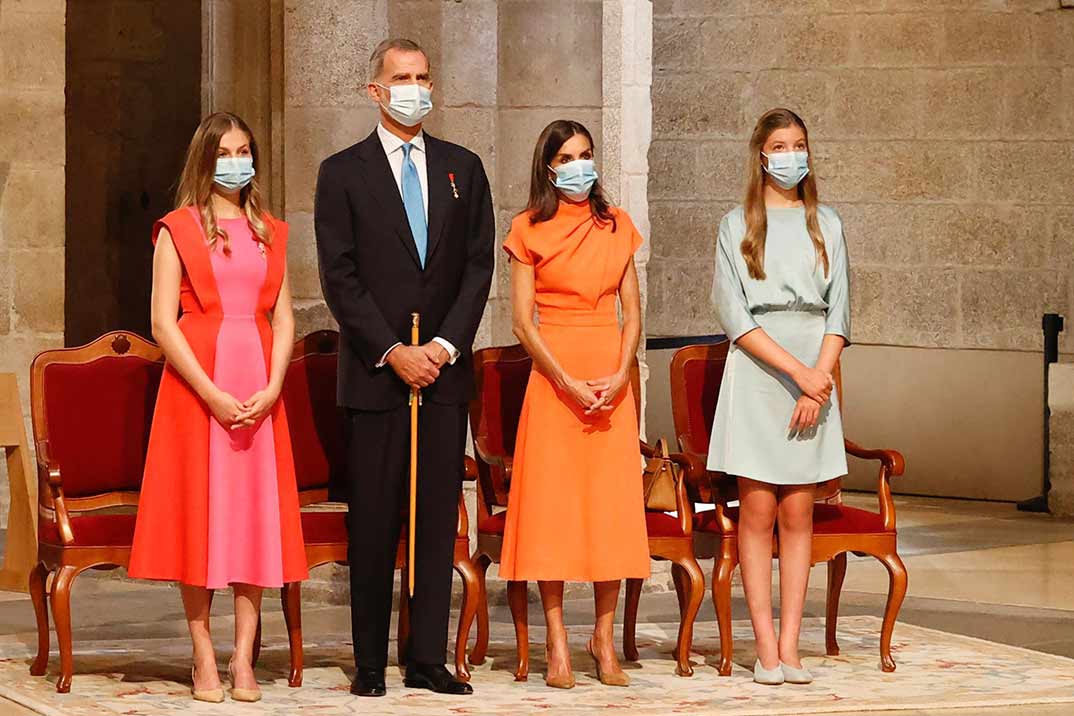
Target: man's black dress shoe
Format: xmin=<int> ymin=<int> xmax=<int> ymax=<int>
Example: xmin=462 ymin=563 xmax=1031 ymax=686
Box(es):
xmin=404 ymin=664 xmax=473 ymax=695
xmin=351 ymin=668 xmax=386 ymax=697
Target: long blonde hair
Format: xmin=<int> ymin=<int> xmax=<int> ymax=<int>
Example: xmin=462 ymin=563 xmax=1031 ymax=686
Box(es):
xmin=174 ymin=112 xmax=272 ymax=253
xmin=741 ymin=108 xmax=827 ymax=281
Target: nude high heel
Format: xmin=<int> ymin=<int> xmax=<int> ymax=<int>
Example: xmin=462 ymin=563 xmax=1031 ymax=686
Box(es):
xmin=587 ymin=639 xmax=630 ymax=687
xmin=228 ymin=660 xmax=262 ymax=703
xmin=544 ymin=645 xmax=576 ymax=689
xmin=191 ymin=666 xmax=224 ymax=703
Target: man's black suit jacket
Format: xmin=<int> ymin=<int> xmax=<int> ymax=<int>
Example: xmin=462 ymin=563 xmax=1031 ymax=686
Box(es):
xmin=314 ymin=129 xmax=495 ymax=411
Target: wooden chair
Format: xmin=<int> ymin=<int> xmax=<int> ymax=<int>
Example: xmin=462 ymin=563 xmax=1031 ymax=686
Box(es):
xmin=28 ymin=331 xmax=164 ymax=693
xmin=463 ymin=344 xmax=705 ymax=679
xmin=669 ymin=341 xmax=908 ymax=676
xmin=272 ymin=329 xmax=480 ymax=683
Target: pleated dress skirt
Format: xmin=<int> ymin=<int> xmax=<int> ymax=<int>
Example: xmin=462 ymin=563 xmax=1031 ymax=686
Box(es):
xmin=707 ymin=310 xmax=848 ymax=485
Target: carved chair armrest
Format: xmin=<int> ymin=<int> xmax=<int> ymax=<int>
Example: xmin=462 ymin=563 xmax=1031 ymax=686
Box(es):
xmin=844 ymin=438 xmax=905 ymax=532
xmin=844 ymin=439 xmax=905 ymax=476
xmin=668 ymin=450 xmax=713 ymax=504
xmin=639 ymin=439 xmax=658 ymax=459
xmin=34 ymin=439 xmax=73 ymax=545
xmin=35 ymin=440 xmax=61 ymax=486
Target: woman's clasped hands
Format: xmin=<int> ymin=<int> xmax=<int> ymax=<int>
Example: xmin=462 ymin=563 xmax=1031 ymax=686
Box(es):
xmin=206 ymin=386 xmax=280 ymax=430
xmin=562 ymin=371 xmax=629 ymax=417
xmin=789 ymin=365 xmax=835 ymax=433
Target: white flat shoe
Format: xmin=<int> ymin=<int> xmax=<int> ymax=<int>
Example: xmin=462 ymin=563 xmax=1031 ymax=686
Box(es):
xmin=781 ymin=661 xmax=813 ymax=684
xmin=752 ymin=659 xmax=784 ymax=685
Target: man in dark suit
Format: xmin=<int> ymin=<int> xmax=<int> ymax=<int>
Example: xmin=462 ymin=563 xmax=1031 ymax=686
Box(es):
xmin=314 ymin=38 xmax=494 ymax=697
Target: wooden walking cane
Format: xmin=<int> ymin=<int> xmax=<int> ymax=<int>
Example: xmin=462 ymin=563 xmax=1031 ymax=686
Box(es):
xmin=408 ymin=312 xmax=421 ymax=598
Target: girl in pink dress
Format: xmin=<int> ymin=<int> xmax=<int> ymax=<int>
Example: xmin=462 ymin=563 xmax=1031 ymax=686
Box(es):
xmin=129 ymin=112 xmax=307 ymax=703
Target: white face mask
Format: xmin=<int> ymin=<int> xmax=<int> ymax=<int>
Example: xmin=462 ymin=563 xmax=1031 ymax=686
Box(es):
xmin=375 ymin=82 xmax=433 ymax=127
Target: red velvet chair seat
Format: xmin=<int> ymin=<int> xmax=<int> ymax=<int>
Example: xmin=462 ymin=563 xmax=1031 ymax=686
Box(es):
xmin=478 ymin=511 xmax=507 ymax=536
xmin=38 ymin=513 xmax=138 ymax=547
xmin=694 ymin=503 xmax=889 ymax=535
xmin=300 ymin=511 xmax=348 ymax=544
xmin=645 ymin=511 xmax=687 ymax=538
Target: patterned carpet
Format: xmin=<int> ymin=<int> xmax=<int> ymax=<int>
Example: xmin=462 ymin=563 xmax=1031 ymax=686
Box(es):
xmin=2 ymin=616 xmax=1074 ymax=715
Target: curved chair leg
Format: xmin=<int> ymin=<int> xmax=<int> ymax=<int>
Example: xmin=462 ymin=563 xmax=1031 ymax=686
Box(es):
xmin=49 ymin=564 xmax=79 ymax=693
xmin=468 ymin=554 xmax=492 ymax=666
xmin=825 ymin=552 xmax=848 ymax=657
xmin=29 ymin=563 xmax=50 ymax=677
xmin=252 ymin=613 xmax=263 ymax=667
xmin=281 ymin=582 xmax=303 ymax=687
xmin=877 ymin=551 xmax=908 ymax=673
xmin=622 ymin=577 xmax=643 ymax=662
xmin=671 ymin=563 xmax=688 ymax=617
xmin=453 ymin=549 xmax=480 ymax=682
xmin=712 ymin=546 xmax=737 ymax=676
xmin=506 ymin=580 xmax=529 ymax=681
xmin=397 ymin=578 xmax=410 ymax=667
xmin=673 ymin=555 xmax=704 ymax=677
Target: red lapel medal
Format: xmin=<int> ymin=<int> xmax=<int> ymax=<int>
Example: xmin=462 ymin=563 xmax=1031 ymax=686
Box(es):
xmin=448 ymin=172 xmax=459 ymax=199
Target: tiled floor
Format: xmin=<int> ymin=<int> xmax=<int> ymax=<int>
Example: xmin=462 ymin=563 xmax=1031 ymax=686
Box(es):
xmin=0 ymin=493 xmax=1072 ymax=715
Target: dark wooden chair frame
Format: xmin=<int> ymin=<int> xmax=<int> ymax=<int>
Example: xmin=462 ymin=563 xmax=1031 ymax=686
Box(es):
xmin=461 ymin=344 xmax=706 ymax=679
xmin=28 ymin=331 xmax=164 ymax=693
xmin=669 ymin=341 xmax=908 ymax=676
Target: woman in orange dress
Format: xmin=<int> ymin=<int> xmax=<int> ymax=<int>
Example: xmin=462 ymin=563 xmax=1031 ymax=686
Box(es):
xmin=128 ymin=112 xmax=308 ymax=703
xmin=500 ymin=120 xmax=649 ymax=689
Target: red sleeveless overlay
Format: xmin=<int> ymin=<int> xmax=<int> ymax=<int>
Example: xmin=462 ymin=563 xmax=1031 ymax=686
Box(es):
xmin=128 ymin=207 xmax=308 ymax=587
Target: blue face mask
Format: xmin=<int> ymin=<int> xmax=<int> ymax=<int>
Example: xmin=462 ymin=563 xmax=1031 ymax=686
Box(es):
xmin=214 ymin=156 xmax=256 ymax=191
xmin=762 ymin=151 xmax=809 ymax=190
xmin=550 ymin=159 xmax=598 ymax=201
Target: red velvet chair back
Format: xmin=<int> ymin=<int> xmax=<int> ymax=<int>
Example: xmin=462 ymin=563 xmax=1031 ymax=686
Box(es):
xmin=469 ymin=345 xmax=532 ymax=510
xmin=669 ymin=342 xmax=730 ymax=457
xmin=30 ymin=332 xmax=164 ymax=502
xmin=282 ymin=330 xmax=345 ymax=498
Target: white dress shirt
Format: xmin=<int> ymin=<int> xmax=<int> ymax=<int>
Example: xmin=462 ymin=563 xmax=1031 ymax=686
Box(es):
xmin=374 ymin=123 xmax=459 ymax=368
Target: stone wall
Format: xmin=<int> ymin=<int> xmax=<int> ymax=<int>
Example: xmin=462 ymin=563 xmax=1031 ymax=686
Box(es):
xmin=648 ymin=0 xmax=1074 ymax=350
xmin=0 ymin=0 xmax=66 ymax=526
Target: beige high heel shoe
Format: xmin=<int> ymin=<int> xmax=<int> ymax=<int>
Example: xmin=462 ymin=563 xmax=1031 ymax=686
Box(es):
xmin=228 ymin=660 xmax=262 ymax=703
xmin=191 ymin=665 xmax=224 ymax=703
xmin=586 ymin=640 xmax=630 ymax=687
xmin=544 ymin=645 xmax=576 ymax=689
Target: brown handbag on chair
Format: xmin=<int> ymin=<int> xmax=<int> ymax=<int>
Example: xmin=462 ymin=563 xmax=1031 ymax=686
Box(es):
xmin=642 ymin=438 xmax=680 ymax=512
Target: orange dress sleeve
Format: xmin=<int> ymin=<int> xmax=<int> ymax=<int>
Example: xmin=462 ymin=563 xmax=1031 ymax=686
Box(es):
xmin=613 ymin=208 xmax=644 ymax=255
xmin=503 ymin=213 xmax=534 ymax=265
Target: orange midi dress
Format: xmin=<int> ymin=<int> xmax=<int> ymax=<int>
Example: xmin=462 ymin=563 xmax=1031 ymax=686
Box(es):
xmin=498 ymin=201 xmax=650 ymax=582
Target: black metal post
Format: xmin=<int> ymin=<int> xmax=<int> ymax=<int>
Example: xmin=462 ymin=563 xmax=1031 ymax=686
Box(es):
xmin=1018 ymin=313 xmax=1064 ymax=513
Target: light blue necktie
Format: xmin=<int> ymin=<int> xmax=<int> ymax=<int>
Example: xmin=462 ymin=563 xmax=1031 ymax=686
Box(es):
xmin=401 ymin=143 xmax=428 ymax=268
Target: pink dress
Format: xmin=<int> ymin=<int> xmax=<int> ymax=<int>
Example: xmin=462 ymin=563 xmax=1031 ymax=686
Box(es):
xmin=204 ymin=217 xmax=284 ymax=588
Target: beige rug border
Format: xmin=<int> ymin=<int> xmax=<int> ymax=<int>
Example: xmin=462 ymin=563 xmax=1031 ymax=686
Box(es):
xmin=2 ymin=616 xmax=1074 ymax=716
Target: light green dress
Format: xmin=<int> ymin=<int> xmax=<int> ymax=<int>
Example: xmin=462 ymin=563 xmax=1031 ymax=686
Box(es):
xmin=707 ymin=204 xmax=850 ymax=484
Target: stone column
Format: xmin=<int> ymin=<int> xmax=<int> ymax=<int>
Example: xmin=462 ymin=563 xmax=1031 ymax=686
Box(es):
xmin=203 ymin=0 xmax=286 ymax=212
xmin=603 ymin=0 xmax=653 ymax=435
xmin=0 ymin=0 xmax=66 ymax=526
xmin=282 ymin=0 xmax=388 ymax=339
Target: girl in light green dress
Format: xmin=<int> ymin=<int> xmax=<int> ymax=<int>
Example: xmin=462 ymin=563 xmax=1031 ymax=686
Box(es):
xmin=709 ymin=108 xmax=850 ymax=686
